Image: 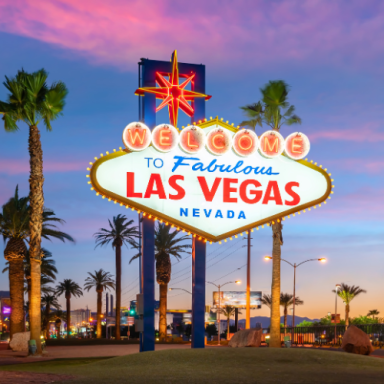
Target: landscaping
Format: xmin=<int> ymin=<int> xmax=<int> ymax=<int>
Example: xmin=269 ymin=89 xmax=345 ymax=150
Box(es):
xmin=1 ymin=348 xmax=384 ymax=383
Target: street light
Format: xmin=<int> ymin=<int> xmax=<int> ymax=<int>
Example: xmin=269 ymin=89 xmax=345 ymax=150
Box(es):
xmin=169 ymin=288 xmax=192 ymax=294
xmin=264 ymin=256 xmax=326 ymax=339
xmin=206 ymin=280 xmax=241 ymax=345
xmin=335 ymin=283 xmax=341 ymax=345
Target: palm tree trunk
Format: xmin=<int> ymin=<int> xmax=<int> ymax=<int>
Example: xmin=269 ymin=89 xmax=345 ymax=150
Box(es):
xmin=270 ymin=222 xmax=283 ymax=348
xmin=115 ymin=245 xmax=121 ymax=340
xmin=345 ymin=303 xmax=350 ymax=327
xmin=27 ymin=277 xmax=32 ymax=305
xmin=97 ymin=290 xmax=102 ymax=339
xmin=227 ymin=316 xmax=230 ymax=337
xmin=8 ymin=260 xmax=25 ymax=338
xmin=284 ymin=305 xmax=287 ymax=336
xmin=159 ymin=283 xmax=168 ymax=340
xmin=45 ymin=304 xmax=50 ymax=339
xmin=28 ymin=125 xmax=44 ymax=355
xmin=66 ymin=295 xmax=71 ymax=338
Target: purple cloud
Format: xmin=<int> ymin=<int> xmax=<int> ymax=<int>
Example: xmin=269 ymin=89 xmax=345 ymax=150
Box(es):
xmin=1 ymin=0 xmax=384 ymax=71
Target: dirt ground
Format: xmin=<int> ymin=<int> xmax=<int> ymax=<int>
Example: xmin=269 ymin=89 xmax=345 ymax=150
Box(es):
xmin=0 ymin=371 xmax=73 ymax=383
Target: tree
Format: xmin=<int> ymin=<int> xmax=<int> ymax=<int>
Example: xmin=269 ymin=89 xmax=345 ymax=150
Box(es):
xmin=84 ymin=269 xmax=115 ymax=339
xmin=367 ymin=309 xmax=380 ymax=320
xmin=55 ymin=279 xmax=83 ymax=338
xmin=0 ymin=69 xmax=68 ymax=354
xmin=239 ymin=102 xmax=264 ymax=130
xmin=51 ymin=310 xmax=66 ymax=339
xmin=25 ymin=248 xmax=58 ymax=303
xmin=1 ymin=187 xmax=73 ymax=340
xmin=0 ymin=187 xmax=29 ymax=337
xmin=130 ymin=222 xmax=191 ymax=340
xmin=332 ymin=283 xmax=366 ymax=326
xmin=218 ymin=305 xmax=239 ymax=337
xmin=94 ymin=215 xmax=139 ymax=340
xmin=280 ymin=293 xmax=303 ymax=328
xmin=240 ymin=80 xmax=301 ymax=348
xmin=41 ymin=294 xmax=60 ymax=338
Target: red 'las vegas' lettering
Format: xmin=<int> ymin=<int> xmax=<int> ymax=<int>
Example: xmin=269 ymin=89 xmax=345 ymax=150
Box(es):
xmin=262 ymin=181 xmax=283 ymax=205
xmin=197 ymin=177 xmax=222 ymax=202
xmin=285 ymin=181 xmax=300 ymax=205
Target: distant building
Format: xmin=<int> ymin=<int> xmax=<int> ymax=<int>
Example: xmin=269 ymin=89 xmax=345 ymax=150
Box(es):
xmin=0 ymin=291 xmax=10 ymax=336
xmin=70 ymin=308 xmax=91 ymax=327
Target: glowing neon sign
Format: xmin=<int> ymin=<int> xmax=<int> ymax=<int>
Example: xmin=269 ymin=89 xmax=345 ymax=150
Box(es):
xmin=88 ymin=118 xmax=332 ymax=242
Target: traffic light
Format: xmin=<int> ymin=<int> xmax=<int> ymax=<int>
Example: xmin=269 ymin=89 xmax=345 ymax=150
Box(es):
xmin=129 ymin=308 xmax=136 ymax=316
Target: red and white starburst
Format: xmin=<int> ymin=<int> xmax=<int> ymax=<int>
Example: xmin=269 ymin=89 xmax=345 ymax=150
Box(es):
xmin=135 ymin=50 xmax=211 ymax=127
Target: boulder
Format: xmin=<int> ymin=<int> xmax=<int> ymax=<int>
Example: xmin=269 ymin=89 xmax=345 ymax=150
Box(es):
xmin=341 ymin=325 xmax=374 ymax=355
xmin=9 ymin=331 xmax=30 ymax=352
xmin=228 ymin=328 xmax=262 ymax=348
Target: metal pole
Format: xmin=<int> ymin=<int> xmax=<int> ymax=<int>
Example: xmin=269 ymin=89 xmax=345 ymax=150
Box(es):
xmin=218 ymin=285 xmax=221 ymax=346
xmin=246 ymin=231 xmax=251 ymax=329
xmin=335 ymin=288 xmax=337 ymax=345
xmin=292 ymin=264 xmax=296 ymax=343
xmin=234 ymin=308 xmax=238 ymax=332
xmin=138 ymin=213 xmax=142 ymax=294
xmin=191 ymin=238 xmax=206 ymax=349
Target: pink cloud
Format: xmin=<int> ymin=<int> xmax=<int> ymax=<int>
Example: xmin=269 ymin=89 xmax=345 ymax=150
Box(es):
xmin=308 ymin=123 xmax=384 ymax=142
xmin=0 ymin=158 xmax=86 ymax=174
xmin=0 ymin=0 xmax=383 ymax=71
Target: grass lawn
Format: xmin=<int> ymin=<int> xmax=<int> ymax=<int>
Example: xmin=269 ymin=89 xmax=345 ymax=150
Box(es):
xmin=1 ymin=348 xmax=384 ymax=383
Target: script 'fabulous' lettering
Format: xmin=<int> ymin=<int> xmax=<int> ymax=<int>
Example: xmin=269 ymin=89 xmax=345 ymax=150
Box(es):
xmin=172 ymin=156 xmax=279 ymax=176
xmin=126 ymin=172 xmax=300 ymax=206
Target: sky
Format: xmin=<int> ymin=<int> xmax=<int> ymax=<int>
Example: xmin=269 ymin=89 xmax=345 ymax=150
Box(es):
xmin=0 ymin=0 xmax=383 ymax=322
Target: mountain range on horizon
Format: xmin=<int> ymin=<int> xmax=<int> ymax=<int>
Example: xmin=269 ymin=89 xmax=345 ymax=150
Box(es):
xmin=234 ymin=316 xmax=320 ymax=328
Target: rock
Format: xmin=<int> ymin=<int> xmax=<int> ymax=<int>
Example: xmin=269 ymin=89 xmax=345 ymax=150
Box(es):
xmin=341 ymin=325 xmax=374 ymax=355
xmin=228 ymin=328 xmax=262 ymax=348
xmin=9 ymin=332 xmax=30 ymax=352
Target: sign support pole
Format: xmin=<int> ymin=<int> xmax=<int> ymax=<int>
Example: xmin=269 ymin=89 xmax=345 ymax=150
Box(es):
xmin=191 ymin=238 xmax=206 ymax=348
xmin=140 ymin=216 xmax=155 ymax=352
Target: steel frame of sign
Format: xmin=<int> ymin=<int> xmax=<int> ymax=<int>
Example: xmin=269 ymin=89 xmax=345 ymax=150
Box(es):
xmin=138 ymin=56 xmax=207 ymax=351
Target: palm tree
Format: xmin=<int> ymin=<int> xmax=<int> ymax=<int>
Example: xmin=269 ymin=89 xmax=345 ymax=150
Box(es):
xmin=240 ymin=80 xmax=301 ymax=348
xmin=239 ymin=102 xmax=264 ymax=130
xmin=41 ymin=294 xmax=61 ymax=339
xmin=218 ymin=305 xmax=239 ymax=337
xmin=84 ymin=269 xmax=115 ymax=339
xmin=1 ymin=69 xmax=68 ymax=354
xmin=0 ymin=187 xmax=29 ymax=337
xmin=1 ymin=187 xmax=73 ymax=340
xmin=55 ymin=279 xmax=83 ymax=338
xmin=332 ymin=283 xmax=366 ymax=326
xmin=280 ymin=293 xmax=303 ymax=328
xmin=130 ymin=223 xmax=191 ymax=340
xmin=94 ymin=214 xmax=139 ymax=340
xmin=261 ymin=293 xmax=272 ymax=308
xmin=25 ymin=248 xmax=58 ymax=303
xmin=51 ymin=310 xmax=66 ymax=339
xmin=367 ymin=309 xmax=380 ymax=320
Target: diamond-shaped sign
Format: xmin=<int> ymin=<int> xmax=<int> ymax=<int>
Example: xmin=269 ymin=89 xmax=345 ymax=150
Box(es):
xmin=89 ymin=119 xmax=332 ymax=242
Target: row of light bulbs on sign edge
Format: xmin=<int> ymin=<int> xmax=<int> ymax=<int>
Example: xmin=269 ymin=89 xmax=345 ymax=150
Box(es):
xmin=86 ymin=148 xmax=335 ymax=244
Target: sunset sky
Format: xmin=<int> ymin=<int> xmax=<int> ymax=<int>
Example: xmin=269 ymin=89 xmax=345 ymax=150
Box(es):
xmin=0 ymin=0 xmax=383 ymax=321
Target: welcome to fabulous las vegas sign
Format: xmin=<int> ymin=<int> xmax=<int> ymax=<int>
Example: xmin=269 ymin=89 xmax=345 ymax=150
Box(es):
xmin=87 ymin=117 xmax=333 ymax=243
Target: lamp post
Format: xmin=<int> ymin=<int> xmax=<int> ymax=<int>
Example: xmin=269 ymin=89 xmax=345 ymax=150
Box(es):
xmin=335 ymin=284 xmax=341 ymax=345
xmin=264 ymin=256 xmax=326 ymax=341
xmin=207 ymin=280 xmax=241 ymax=345
xmin=169 ymin=288 xmax=192 ymax=295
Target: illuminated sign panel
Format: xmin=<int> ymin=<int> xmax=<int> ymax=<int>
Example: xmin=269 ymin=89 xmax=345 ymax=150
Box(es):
xmin=89 ymin=118 xmax=332 ymax=242
xmin=213 ymin=291 xmax=262 ymax=308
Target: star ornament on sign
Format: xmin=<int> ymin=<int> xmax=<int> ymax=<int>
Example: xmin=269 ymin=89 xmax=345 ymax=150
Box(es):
xmin=135 ymin=50 xmax=211 ymax=127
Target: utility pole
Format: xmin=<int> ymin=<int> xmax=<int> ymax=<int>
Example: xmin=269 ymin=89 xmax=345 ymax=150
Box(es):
xmin=246 ymin=231 xmax=251 ymax=329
